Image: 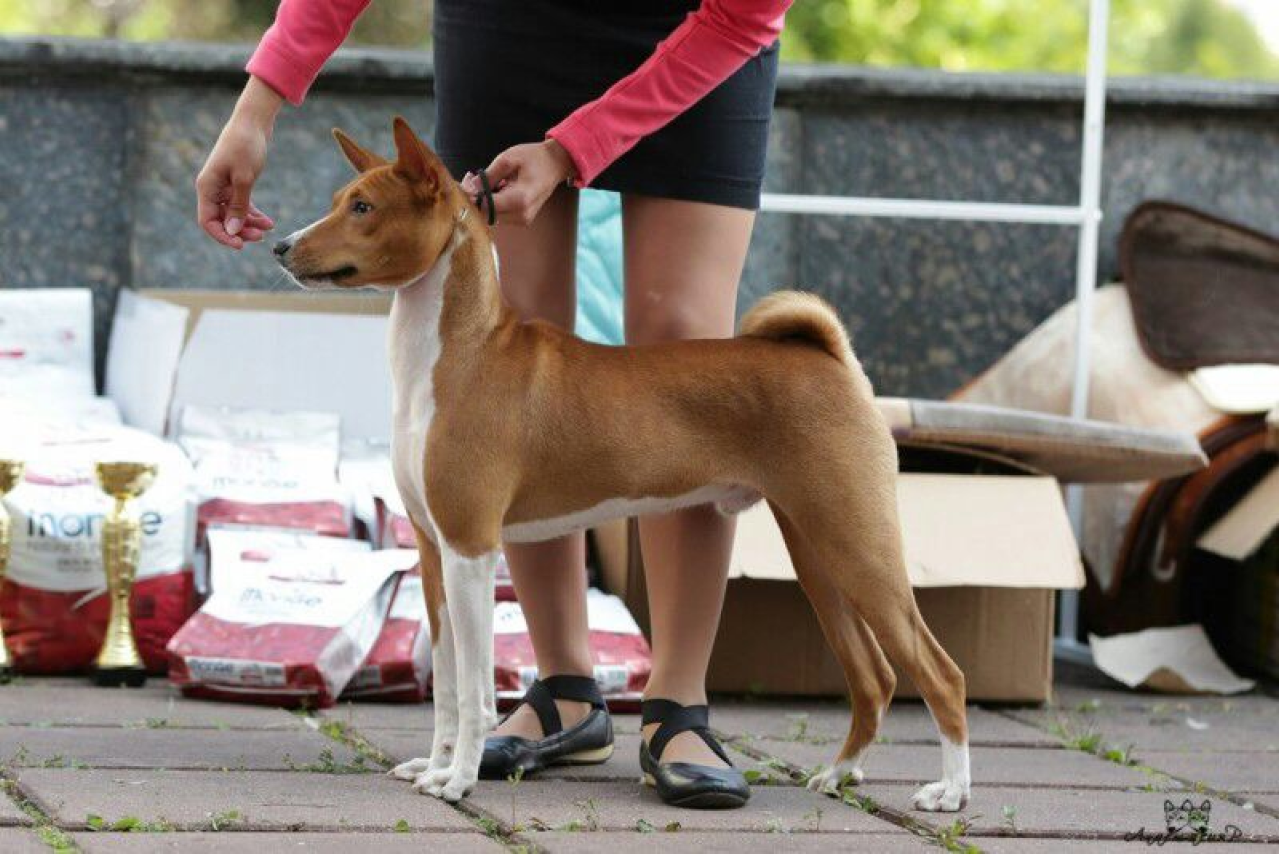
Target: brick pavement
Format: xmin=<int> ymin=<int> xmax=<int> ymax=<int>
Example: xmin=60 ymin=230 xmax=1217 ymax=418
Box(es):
xmin=0 ymin=674 xmax=1276 ymax=852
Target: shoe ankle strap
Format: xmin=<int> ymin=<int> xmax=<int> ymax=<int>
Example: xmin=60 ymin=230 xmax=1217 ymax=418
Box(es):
xmin=640 ymin=698 xmax=732 ymax=766
xmin=520 ymin=675 xmax=606 ymax=737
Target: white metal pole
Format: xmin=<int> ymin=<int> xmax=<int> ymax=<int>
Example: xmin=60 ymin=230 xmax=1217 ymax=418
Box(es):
xmin=1058 ymin=0 xmax=1111 ymax=662
xmin=759 ymin=194 xmax=1088 ymax=225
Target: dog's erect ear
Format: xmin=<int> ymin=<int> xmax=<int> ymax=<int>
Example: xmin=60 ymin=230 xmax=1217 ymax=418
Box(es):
xmin=332 ymin=128 xmax=386 ymax=173
xmin=391 ymin=116 xmax=442 ymax=195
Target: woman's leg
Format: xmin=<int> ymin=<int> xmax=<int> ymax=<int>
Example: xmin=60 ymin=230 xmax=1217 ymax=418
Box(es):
xmin=491 ymin=186 xmax=596 ymax=739
xmin=622 ymin=194 xmax=756 ymax=767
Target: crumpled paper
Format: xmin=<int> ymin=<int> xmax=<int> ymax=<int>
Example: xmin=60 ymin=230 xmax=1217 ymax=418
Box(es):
xmin=1089 ymin=625 xmax=1255 ymax=695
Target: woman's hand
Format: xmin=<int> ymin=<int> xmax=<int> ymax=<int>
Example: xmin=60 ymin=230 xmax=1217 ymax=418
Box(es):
xmin=461 ymin=139 xmax=577 ymax=226
xmin=195 ymin=77 xmax=283 ymax=250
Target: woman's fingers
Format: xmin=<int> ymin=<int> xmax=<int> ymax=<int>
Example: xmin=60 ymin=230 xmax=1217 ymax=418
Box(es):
xmin=196 ymin=174 xmax=245 ymax=250
xmin=223 ymin=171 xmax=257 ymax=236
xmin=484 ymin=149 xmax=523 ymax=185
xmin=245 ymin=202 xmax=274 ymax=231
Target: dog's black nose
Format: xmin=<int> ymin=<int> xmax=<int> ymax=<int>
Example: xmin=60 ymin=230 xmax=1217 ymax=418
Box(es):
xmin=273 ymin=239 xmax=292 ymax=258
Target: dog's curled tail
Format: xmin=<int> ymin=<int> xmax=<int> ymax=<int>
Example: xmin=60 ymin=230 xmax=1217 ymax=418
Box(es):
xmin=739 ymin=291 xmax=853 ymax=365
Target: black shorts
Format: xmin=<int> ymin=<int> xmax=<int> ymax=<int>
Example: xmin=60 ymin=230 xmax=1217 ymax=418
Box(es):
xmin=432 ymin=0 xmax=779 ymax=210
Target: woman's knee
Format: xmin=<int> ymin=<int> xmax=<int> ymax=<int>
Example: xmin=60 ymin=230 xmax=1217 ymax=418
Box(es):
xmin=626 ymin=299 xmax=733 ymax=344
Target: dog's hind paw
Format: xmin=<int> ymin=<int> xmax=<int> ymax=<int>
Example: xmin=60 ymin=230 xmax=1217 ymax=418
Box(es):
xmin=911 ymin=780 xmax=969 ymax=812
xmin=389 ymin=757 xmax=432 ymax=781
xmin=806 ymin=761 xmax=864 ymax=794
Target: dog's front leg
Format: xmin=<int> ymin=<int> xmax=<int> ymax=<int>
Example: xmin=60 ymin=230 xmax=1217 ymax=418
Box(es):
xmin=402 ymin=606 xmax=459 ymax=792
xmin=428 ymin=542 xmax=497 ymax=802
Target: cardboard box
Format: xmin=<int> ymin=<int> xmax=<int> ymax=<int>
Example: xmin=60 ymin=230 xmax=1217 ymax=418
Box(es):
xmin=601 ymin=469 xmax=1085 ymax=703
xmin=105 ymin=289 xmax=391 ymax=439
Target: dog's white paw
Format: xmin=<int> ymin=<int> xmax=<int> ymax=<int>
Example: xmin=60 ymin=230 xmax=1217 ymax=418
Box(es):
xmin=389 ymin=757 xmax=432 ymax=781
xmin=412 ymin=767 xmax=454 ymax=795
xmin=807 ymin=761 xmax=864 ymax=794
xmin=911 ymin=780 xmax=969 ymax=812
xmin=438 ymin=772 xmax=477 ymax=802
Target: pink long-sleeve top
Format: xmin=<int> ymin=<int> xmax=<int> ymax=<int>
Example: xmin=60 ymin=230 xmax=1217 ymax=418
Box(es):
xmin=246 ymin=0 xmax=791 ymax=187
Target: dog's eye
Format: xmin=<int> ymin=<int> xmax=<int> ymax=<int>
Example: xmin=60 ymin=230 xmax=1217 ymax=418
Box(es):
xmin=351 ymin=200 xmax=373 ymax=215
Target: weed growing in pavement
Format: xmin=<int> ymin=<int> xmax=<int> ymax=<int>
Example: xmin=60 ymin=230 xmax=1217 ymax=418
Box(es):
xmin=930 ymin=816 xmax=979 ymax=853
xmin=635 ymin=818 xmax=655 ymax=833
xmin=3 ymin=777 xmax=76 ymax=852
xmin=802 ymin=805 xmax=824 ymax=832
xmin=86 ymin=814 xmax=176 ymax=833
xmin=838 ymin=785 xmax=881 ymax=815
xmin=506 ymin=766 xmax=525 ymax=827
xmin=782 ymin=713 xmax=836 ymax=745
xmin=474 ymin=814 xmax=504 ymax=838
xmin=1102 ymin=743 xmax=1136 ymax=766
xmin=37 ymin=823 xmax=77 ymax=852
xmin=1001 ymin=804 xmax=1018 ymax=833
xmin=206 ymin=809 xmax=242 ymax=831
xmin=393 ymin=819 xmax=411 ymax=833
xmin=284 ymin=747 xmax=369 ymax=774
xmin=574 ymin=798 xmax=600 ymax=831
xmin=785 ymin=713 xmax=810 ymax=741
xmin=743 ymin=767 xmax=790 ymax=786
xmin=313 ymin=719 xmax=395 ymax=768
xmin=761 ymin=817 xmax=786 ymax=833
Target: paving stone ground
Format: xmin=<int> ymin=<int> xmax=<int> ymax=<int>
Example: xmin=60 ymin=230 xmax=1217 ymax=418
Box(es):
xmin=0 ymin=673 xmax=1276 ymax=852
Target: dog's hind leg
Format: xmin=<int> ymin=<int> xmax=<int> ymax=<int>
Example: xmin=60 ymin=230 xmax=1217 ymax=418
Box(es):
xmin=773 ymin=506 xmax=895 ymax=794
xmin=775 ymin=483 xmax=970 ymax=812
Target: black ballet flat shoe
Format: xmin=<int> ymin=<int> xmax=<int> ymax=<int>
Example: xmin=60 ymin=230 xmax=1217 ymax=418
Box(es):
xmin=639 ymin=699 xmax=750 ymax=809
xmin=479 ymin=675 xmax=614 ymax=781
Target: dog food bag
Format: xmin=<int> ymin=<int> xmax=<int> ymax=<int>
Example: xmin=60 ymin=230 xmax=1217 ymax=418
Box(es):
xmin=176 ymin=405 xmax=351 ymax=538
xmin=167 ymin=533 xmax=413 ymax=707
xmin=494 ymin=588 xmax=651 ymax=709
xmin=377 ymin=488 xmax=418 ymax=550
xmin=0 ymin=288 xmax=95 ymax=401
xmin=338 ymin=438 xmax=394 ymax=546
xmin=342 ymin=571 xmax=432 ymax=702
xmin=192 ymin=528 xmax=372 ymax=596
xmin=0 ymin=422 xmax=196 ymax=674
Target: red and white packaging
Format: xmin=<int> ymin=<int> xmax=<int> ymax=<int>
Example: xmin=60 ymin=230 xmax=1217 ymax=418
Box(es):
xmin=167 ymin=532 xmax=413 ymax=707
xmin=494 ymin=589 xmax=651 ymax=710
xmin=375 ymin=490 xmax=517 ymax=599
xmin=176 ymin=405 xmax=351 ymax=539
xmin=0 ymin=421 xmax=196 ymax=674
xmin=338 ymin=438 xmax=394 ymax=546
xmin=342 ymin=573 xmax=432 ymax=702
xmin=0 ymin=288 xmax=95 ymax=401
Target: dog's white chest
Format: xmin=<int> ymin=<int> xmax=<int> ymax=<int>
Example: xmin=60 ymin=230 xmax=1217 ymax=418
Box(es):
xmin=389 ymin=247 xmax=453 ymax=537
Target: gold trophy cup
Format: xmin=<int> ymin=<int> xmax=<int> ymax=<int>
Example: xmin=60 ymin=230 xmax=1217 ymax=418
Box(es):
xmin=92 ymin=461 xmax=157 ymax=687
xmin=0 ymin=460 xmax=24 ymax=683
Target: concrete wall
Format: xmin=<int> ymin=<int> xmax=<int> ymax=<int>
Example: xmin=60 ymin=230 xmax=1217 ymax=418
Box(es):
xmin=3 ymin=37 xmax=1277 ymax=397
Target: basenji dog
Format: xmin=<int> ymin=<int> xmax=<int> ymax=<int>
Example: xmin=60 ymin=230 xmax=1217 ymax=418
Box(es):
xmin=273 ymin=118 xmax=970 ymax=810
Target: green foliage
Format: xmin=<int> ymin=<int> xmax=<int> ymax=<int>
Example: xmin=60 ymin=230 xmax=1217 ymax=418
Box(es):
xmin=781 ymin=0 xmax=1279 ymax=79
xmin=0 ymin=0 xmax=1274 ymax=80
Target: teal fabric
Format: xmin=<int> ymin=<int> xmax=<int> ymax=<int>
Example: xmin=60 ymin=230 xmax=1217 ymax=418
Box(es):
xmin=574 ymin=190 xmax=625 ymax=346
